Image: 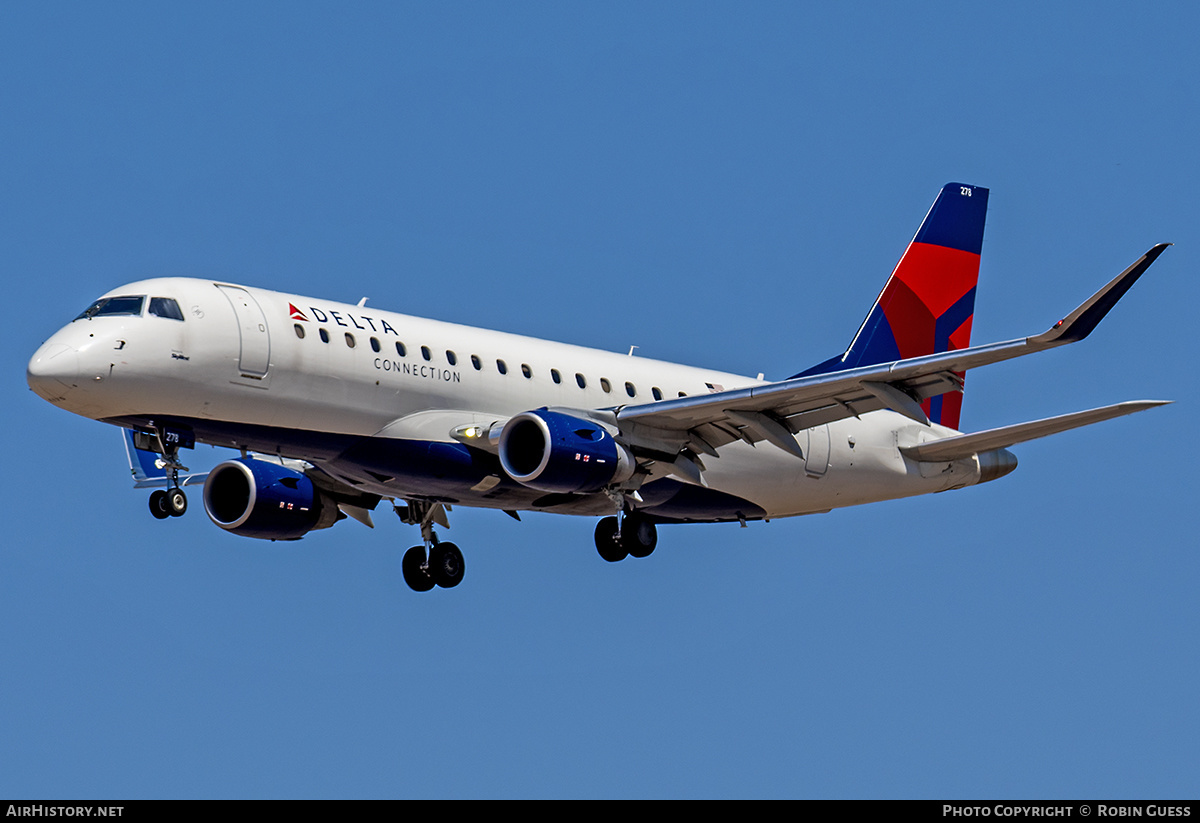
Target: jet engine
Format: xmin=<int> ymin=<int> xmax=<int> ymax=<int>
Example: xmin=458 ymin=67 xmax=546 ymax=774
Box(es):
xmin=203 ymin=457 xmax=338 ymax=540
xmin=498 ymin=409 xmax=635 ymax=494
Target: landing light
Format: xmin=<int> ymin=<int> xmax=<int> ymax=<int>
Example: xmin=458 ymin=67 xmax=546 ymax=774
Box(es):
xmin=450 ymin=423 xmax=502 ymax=454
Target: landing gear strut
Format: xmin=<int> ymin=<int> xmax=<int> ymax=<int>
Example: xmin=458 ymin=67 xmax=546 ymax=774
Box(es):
xmin=594 ymin=510 xmax=657 ymax=562
xmin=397 ymin=500 xmax=465 ymax=591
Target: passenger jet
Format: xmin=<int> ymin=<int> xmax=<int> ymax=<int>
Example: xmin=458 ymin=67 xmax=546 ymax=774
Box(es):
xmin=27 ymin=184 xmax=1170 ymax=592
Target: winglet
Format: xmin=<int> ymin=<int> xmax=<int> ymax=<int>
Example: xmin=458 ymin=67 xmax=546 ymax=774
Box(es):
xmin=1030 ymin=244 xmax=1170 ymax=346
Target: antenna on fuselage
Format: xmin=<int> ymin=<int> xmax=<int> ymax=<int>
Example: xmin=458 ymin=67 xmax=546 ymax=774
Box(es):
xmin=628 ymin=345 xmax=638 ymax=357
xmin=357 ymin=297 xmax=369 ymax=307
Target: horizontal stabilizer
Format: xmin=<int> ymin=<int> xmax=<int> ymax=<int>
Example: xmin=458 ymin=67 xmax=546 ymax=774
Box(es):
xmin=900 ymin=401 xmax=1170 ymax=462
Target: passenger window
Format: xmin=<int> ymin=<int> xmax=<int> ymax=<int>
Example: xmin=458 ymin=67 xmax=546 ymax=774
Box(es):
xmin=294 ymin=324 xmax=306 ymax=339
xmin=496 ymin=359 xmax=508 ymax=375
xmin=576 ymin=373 xmax=587 ymax=389
xmin=149 ymin=297 xmax=185 ymax=321
xmin=446 ymin=351 xmax=457 ymax=366
xmin=319 ymin=328 xmax=330 ymax=343
xmin=678 ymin=391 xmax=688 ymax=397
xmin=551 ymin=369 xmax=562 ymax=384
xmin=395 ymin=342 xmax=406 ymax=357
xmin=600 ymin=378 xmax=611 ymax=393
xmin=345 ymin=333 xmax=356 ymax=348
xmin=471 ymin=355 xmax=482 ymax=370
xmin=370 ymin=337 xmax=381 ymax=352
xmin=625 ymin=382 xmax=636 ymax=398
xmin=421 ymin=346 xmax=431 ymax=361
xmin=652 ymin=387 xmax=663 ymax=401
xmin=521 ymin=364 xmax=532 ymax=379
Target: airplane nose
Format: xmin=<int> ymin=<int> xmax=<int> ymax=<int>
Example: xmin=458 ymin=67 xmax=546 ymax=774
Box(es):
xmin=27 ymin=340 xmax=80 ymax=402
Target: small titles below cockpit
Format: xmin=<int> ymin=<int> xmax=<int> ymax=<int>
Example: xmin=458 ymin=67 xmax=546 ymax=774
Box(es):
xmin=75 ymin=295 xmax=184 ymax=322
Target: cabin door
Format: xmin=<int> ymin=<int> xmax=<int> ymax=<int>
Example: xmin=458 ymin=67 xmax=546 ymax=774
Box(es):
xmin=216 ymin=285 xmax=271 ymax=380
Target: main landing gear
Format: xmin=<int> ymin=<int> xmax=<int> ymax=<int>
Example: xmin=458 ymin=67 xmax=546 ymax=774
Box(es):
xmin=594 ymin=510 xmax=657 ymax=563
xmin=402 ymin=539 xmax=465 ymax=592
xmin=396 ymin=500 xmax=465 ymax=592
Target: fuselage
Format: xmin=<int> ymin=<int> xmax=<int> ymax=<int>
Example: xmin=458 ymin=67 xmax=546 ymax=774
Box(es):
xmin=28 ymin=277 xmax=993 ymax=523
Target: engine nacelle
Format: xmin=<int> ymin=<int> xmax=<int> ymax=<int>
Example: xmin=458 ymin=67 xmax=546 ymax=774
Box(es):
xmin=203 ymin=457 xmax=336 ymax=540
xmin=498 ymin=409 xmax=635 ymax=494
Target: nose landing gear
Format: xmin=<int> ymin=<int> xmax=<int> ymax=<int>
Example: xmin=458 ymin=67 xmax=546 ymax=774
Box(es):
xmin=138 ymin=425 xmax=192 ymax=521
xmin=148 ymin=487 xmax=188 ymax=519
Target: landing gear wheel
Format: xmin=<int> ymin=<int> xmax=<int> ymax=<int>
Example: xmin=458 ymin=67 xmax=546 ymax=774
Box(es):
xmin=429 ymin=542 xmax=465 ymax=588
xmin=622 ymin=513 xmax=657 ymax=558
xmin=595 ymin=516 xmax=627 ymax=562
xmin=167 ymin=488 xmax=188 ymax=517
xmin=149 ymin=490 xmax=170 ymax=520
xmin=402 ymin=546 xmax=435 ymax=592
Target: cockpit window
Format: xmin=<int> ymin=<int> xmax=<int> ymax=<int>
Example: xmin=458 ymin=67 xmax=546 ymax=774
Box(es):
xmin=149 ymin=297 xmax=185 ymax=321
xmin=75 ymin=295 xmax=145 ymax=321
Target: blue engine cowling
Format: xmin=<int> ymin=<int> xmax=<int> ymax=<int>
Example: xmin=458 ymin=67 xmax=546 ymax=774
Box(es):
xmin=202 ymin=457 xmax=334 ymax=540
xmin=498 ymin=409 xmax=635 ymax=494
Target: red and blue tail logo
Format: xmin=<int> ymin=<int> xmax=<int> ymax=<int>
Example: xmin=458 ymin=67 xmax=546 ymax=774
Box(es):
xmin=795 ymin=183 xmax=988 ymax=429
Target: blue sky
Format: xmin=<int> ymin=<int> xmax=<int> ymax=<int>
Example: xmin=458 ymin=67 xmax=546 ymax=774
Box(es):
xmin=2 ymin=2 xmax=1197 ymax=798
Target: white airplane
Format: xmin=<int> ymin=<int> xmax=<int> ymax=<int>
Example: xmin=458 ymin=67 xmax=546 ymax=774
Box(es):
xmin=27 ymin=183 xmax=1169 ymax=592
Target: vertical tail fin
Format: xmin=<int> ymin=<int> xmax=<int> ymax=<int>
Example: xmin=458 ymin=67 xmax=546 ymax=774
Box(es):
xmin=795 ymin=182 xmax=988 ymax=429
